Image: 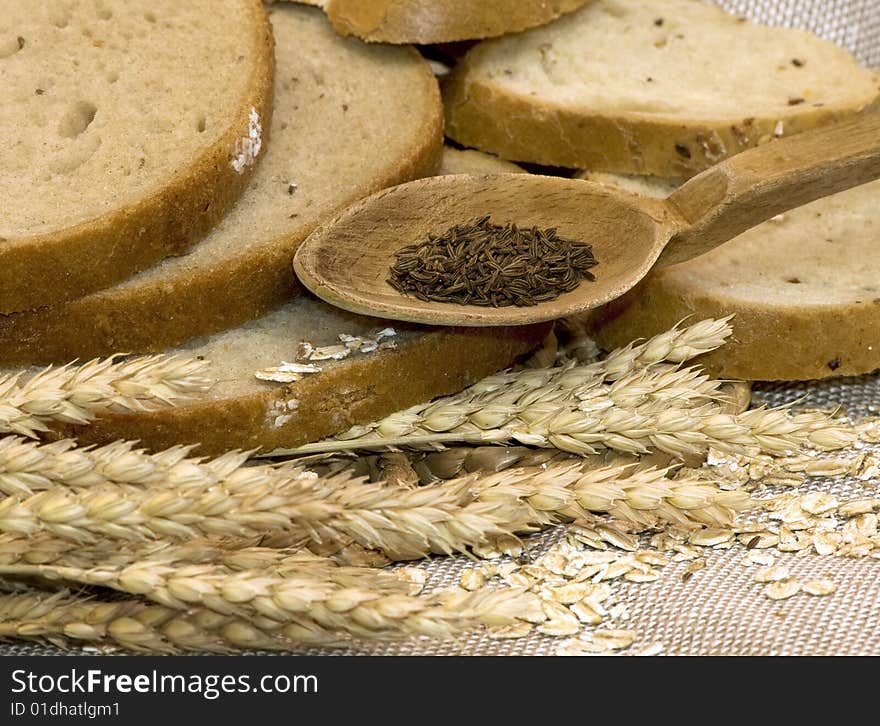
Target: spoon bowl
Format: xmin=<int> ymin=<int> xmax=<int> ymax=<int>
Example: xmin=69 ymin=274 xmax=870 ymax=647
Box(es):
xmin=295 ymin=174 xmax=674 ymax=326
xmin=295 ymin=113 xmax=880 ymax=327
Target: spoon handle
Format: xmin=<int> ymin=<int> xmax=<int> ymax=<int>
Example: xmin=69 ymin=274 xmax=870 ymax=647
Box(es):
xmin=656 ymin=111 xmax=880 ymax=268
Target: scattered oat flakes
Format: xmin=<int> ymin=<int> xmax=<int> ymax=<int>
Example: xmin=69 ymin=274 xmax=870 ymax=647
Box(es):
xmin=472 ymin=543 xmax=503 ymax=560
xmin=689 ymin=528 xmax=733 ymax=547
xmin=839 ymin=499 xmax=879 ymax=518
xmin=497 ymin=562 xmax=519 ymax=579
xmin=547 ymin=582 xmax=591 ymax=604
xmin=630 ymin=642 xmax=665 ymax=657
xmin=505 ymin=571 xmax=532 ymax=589
xmin=392 ymin=566 xmax=427 ymax=595
xmin=742 ymin=551 xmax=776 ymax=567
xmin=754 ymin=565 xmax=791 ymax=583
xmin=764 ymin=580 xmax=801 ymax=600
xmin=802 ymin=579 xmax=836 ymax=596
xmin=488 ymin=622 xmax=533 ymax=639
xmin=593 ymin=628 xmax=637 ymax=647
xmin=608 ymin=603 xmax=629 ymax=621
xmin=460 ymin=569 xmax=485 ymax=592
xmin=799 ymin=492 xmax=839 ymax=515
xmin=538 ymin=619 xmax=582 ymax=637
xmin=555 ymin=639 xmax=603 ymax=656
xmin=570 ymin=600 xmax=604 ymax=625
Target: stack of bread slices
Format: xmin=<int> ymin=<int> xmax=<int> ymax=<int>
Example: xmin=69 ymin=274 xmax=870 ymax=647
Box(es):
xmin=4 ymin=0 xmax=878 ymax=455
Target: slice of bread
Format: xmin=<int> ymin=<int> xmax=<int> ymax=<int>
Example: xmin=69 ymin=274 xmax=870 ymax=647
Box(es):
xmin=271 ymin=0 xmax=589 ymax=43
xmin=444 ymin=0 xmax=879 ymax=176
xmin=584 ymin=174 xmax=880 ymax=381
xmin=51 ymin=297 xmax=549 ymax=454
xmin=0 ymin=0 xmax=273 ymax=313
xmin=576 ymin=170 xmax=681 ymax=198
xmin=0 ymin=5 xmax=442 ymax=366
xmin=439 ymin=147 xmax=526 ymax=176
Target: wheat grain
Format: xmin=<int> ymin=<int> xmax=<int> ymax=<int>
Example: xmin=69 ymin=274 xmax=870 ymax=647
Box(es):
xmin=0 ymin=555 xmax=543 ymax=641
xmin=287 ymin=391 xmax=850 ymax=460
xmin=267 ymin=315 xmax=849 ymax=461
xmin=268 ymin=319 xmax=734 ymax=453
xmin=0 ymin=590 xmax=305 ymax=654
xmin=0 ymin=533 xmax=271 ymax=570
xmin=593 ymin=316 xmax=733 ymax=379
xmin=0 ymin=437 xmax=273 ymax=497
xmin=0 ymin=448 xmax=750 ymax=558
xmin=0 ymin=355 xmax=213 ymax=438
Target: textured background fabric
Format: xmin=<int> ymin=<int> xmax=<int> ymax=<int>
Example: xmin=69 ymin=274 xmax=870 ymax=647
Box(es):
xmin=3 ymin=0 xmax=879 ymax=657
xmin=713 ymin=0 xmax=880 ymax=65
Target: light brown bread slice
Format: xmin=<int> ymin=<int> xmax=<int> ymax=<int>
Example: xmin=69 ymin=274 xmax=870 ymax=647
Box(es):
xmin=272 ymin=0 xmax=589 ymax=43
xmin=0 ymin=0 xmax=273 ymax=313
xmin=438 ymin=147 xmax=526 ymax=176
xmin=444 ymin=0 xmax=880 ymax=176
xmin=0 ymin=5 xmax=442 ymax=366
xmin=54 ymin=297 xmax=549 ymax=454
xmin=584 ymin=174 xmax=880 ymax=381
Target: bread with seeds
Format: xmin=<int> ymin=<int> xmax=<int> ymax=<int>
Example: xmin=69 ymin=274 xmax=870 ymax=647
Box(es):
xmin=582 ymin=173 xmax=880 ymax=381
xmin=0 ymin=0 xmax=273 ymax=313
xmin=0 ymin=5 xmax=442 ymax=365
xmin=444 ymin=0 xmax=879 ymax=176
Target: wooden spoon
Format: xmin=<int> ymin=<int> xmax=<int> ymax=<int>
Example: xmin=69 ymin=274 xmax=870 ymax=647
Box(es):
xmin=295 ymin=113 xmax=880 ymax=327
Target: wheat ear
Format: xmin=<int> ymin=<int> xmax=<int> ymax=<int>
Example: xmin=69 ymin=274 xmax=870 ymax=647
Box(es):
xmin=0 ymin=533 xmax=271 ymax=570
xmin=0 ymin=437 xmax=263 ymax=497
xmin=588 ymin=316 xmax=733 ymax=379
xmin=0 ymin=454 xmax=750 ymax=559
xmin=0 ymin=355 xmax=213 ymax=438
xmin=285 ymin=379 xmax=852 ymax=459
xmin=270 ymin=319 xmax=731 ymax=451
xmin=0 ymin=556 xmax=542 ymax=641
xmin=0 ymin=590 xmax=312 ymax=654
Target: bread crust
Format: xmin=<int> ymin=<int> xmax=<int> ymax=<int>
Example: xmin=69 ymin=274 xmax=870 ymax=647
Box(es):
xmin=56 ymin=323 xmax=550 ymax=455
xmin=444 ymin=57 xmax=880 ymax=177
xmin=590 ymin=277 xmax=880 ymax=382
xmin=304 ymin=0 xmax=589 ymax=43
xmin=0 ymin=0 xmax=274 ymax=315
xmin=0 ymin=48 xmax=442 ymax=366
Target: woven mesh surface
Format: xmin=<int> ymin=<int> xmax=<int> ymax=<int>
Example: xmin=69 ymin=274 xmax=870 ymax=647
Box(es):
xmin=3 ymin=0 xmax=880 ymax=657
xmin=713 ymin=0 xmax=880 ymax=65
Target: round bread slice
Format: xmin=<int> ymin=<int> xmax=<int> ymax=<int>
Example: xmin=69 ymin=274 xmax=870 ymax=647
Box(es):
xmin=50 ymin=297 xmax=549 ymax=455
xmin=272 ymin=0 xmax=589 ymax=43
xmin=439 ymin=147 xmax=526 ymax=176
xmin=584 ymin=174 xmax=880 ymax=381
xmin=0 ymin=4 xmax=442 ymax=366
xmin=443 ymin=0 xmax=879 ymax=176
xmin=0 ymin=0 xmax=274 ymax=313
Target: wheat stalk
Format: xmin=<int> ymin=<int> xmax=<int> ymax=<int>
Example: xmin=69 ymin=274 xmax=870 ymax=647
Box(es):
xmin=0 ymin=533 xmax=260 ymax=570
xmin=285 ymin=380 xmax=852 ymax=459
xmin=0 ymin=589 xmax=357 ymax=653
xmin=269 ymin=315 xmax=849 ymax=460
xmin=0 ymin=440 xmax=750 ymax=558
xmin=273 ymin=319 xmax=731 ymax=451
xmin=0 ymin=355 xmax=213 ymax=438
xmin=469 ymin=463 xmax=751 ymax=529
xmin=0 ymin=437 xmax=261 ymax=497
xmin=584 ymin=316 xmax=733 ymax=380
xmin=0 ymin=554 xmax=542 ymax=641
